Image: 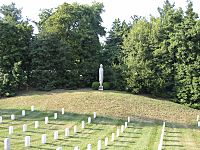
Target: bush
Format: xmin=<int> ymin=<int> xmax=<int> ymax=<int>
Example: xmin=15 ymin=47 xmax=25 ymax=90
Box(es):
xmin=92 ymin=82 xmax=99 ymax=90
xmin=103 ymin=82 xmax=111 ymax=90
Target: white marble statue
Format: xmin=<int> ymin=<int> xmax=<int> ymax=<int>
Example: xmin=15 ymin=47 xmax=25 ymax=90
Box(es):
xmin=99 ymin=64 xmax=104 ymax=90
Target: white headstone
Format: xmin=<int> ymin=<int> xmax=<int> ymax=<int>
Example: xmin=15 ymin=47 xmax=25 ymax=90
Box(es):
xmin=54 ymin=131 xmax=59 ymax=140
xmin=31 ymin=106 xmax=34 ymax=112
xmin=0 ymin=116 xmax=2 ymax=124
xmin=121 ymin=125 xmax=125 ymax=133
xmin=82 ymin=121 xmax=85 ymax=129
xmin=9 ymin=126 xmax=13 ymax=135
xmin=105 ymin=137 xmax=108 ymax=146
xmin=87 ymin=144 xmax=92 ymax=150
xmin=93 ymin=112 xmax=97 ymax=119
xmin=45 ymin=117 xmax=48 ymax=124
xmin=54 ymin=113 xmax=57 ymax=119
xmin=61 ymin=108 xmax=64 ymax=115
xmin=23 ymin=124 xmax=27 ymax=132
xmin=125 ymin=122 xmax=128 ymax=129
xmin=56 ymin=147 xmax=62 ymax=150
xmin=35 ymin=121 xmax=39 ymax=128
xmin=97 ymin=139 xmax=101 ymax=150
xmin=25 ymin=136 xmax=31 ymax=147
xmin=198 ymin=121 xmax=200 ymax=127
xmin=11 ymin=114 xmax=15 ymax=120
xmin=4 ymin=138 xmax=10 ymax=150
xmin=22 ymin=110 xmax=25 ymax=117
xmin=65 ymin=128 xmax=70 ymax=137
xmin=42 ymin=134 xmax=46 ymax=144
xmin=128 ymin=116 xmax=130 ymax=123
xmin=197 ymin=115 xmax=199 ymax=121
xmin=111 ymin=133 xmax=115 ymax=142
xmin=88 ymin=117 xmax=91 ymax=124
xmin=99 ymin=64 xmax=104 ymax=90
xmin=74 ymin=125 xmax=77 ymax=134
xmin=116 ymin=128 xmax=120 ymax=137
xmin=74 ymin=146 xmax=80 ymax=150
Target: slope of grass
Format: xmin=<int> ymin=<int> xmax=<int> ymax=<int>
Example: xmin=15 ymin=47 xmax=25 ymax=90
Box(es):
xmin=0 ymin=89 xmax=199 ymax=150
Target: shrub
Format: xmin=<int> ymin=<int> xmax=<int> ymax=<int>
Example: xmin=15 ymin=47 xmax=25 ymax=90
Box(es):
xmin=92 ymin=82 xmax=99 ymax=90
xmin=103 ymin=82 xmax=111 ymax=90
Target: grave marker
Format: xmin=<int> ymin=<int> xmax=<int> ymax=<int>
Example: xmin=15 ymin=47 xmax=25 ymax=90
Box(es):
xmin=198 ymin=121 xmax=200 ymax=127
xmin=4 ymin=138 xmax=10 ymax=150
xmin=42 ymin=134 xmax=46 ymax=144
xmin=35 ymin=121 xmax=39 ymax=128
xmin=105 ymin=137 xmax=108 ymax=146
xmin=22 ymin=110 xmax=26 ymax=117
xmin=65 ymin=128 xmax=70 ymax=137
xmin=56 ymin=147 xmax=62 ymax=150
xmin=54 ymin=131 xmax=59 ymax=140
xmin=74 ymin=146 xmax=80 ymax=150
xmin=116 ymin=128 xmax=120 ymax=137
xmin=61 ymin=108 xmax=64 ymax=115
xmin=0 ymin=116 xmax=2 ymax=124
xmin=88 ymin=117 xmax=91 ymax=124
xmin=111 ymin=133 xmax=115 ymax=142
xmin=82 ymin=121 xmax=85 ymax=129
xmin=87 ymin=144 xmax=92 ymax=150
xmin=9 ymin=126 xmax=13 ymax=135
xmin=97 ymin=139 xmax=101 ymax=150
xmin=54 ymin=113 xmax=57 ymax=119
xmin=125 ymin=122 xmax=128 ymax=129
xmin=74 ymin=125 xmax=77 ymax=134
xmin=11 ymin=114 xmax=15 ymax=120
xmin=25 ymin=136 xmax=31 ymax=147
xmin=121 ymin=125 xmax=125 ymax=133
xmin=128 ymin=116 xmax=130 ymax=123
xmin=23 ymin=124 xmax=27 ymax=132
xmin=197 ymin=115 xmax=199 ymax=121
xmin=158 ymin=122 xmax=165 ymax=150
xmin=45 ymin=117 xmax=48 ymax=124
xmin=93 ymin=112 xmax=97 ymax=119
xmin=31 ymin=106 xmax=34 ymax=112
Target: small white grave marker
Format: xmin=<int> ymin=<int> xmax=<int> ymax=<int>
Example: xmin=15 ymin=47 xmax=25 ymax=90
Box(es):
xmin=56 ymin=147 xmax=62 ymax=150
xmin=54 ymin=131 xmax=59 ymax=140
xmin=198 ymin=121 xmax=200 ymax=127
xmin=25 ymin=136 xmax=31 ymax=147
xmin=93 ymin=112 xmax=97 ymax=119
xmin=82 ymin=121 xmax=85 ymax=129
xmin=22 ymin=110 xmax=25 ymax=117
xmin=105 ymin=137 xmax=108 ymax=146
xmin=87 ymin=144 xmax=92 ymax=150
xmin=42 ymin=134 xmax=46 ymax=144
xmin=116 ymin=128 xmax=120 ymax=137
xmin=74 ymin=125 xmax=77 ymax=134
xmin=97 ymin=139 xmax=102 ymax=150
xmin=9 ymin=126 xmax=13 ymax=135
xmin=54 ymin=113 xmax=57 ymax=119
xmin=121 ymin=125 xmax=125 ymax=133
xmin=11 ymin=114 xmax=15 ymax=120
xmin=35 ymin=121 xmax=39 ymax=128
xmin=0 ymin=116 xmax=2 ymax=124
xmin=74 ymin=146 xmax=80 ymax=150
xmin=128 ymin=116 xmax=131 ymax=123
xmin=4 ymin=138 xmax=10 ymax=150
xmin=61 ymin=108 xmax=64 ymax=115
xmin=197 ymin=115 xmax=199 ymax=121
xmin=31 ymin=106 xmax=34 ymax=112
xmin=65 ymin=128 xmax=70 ymax=137
xmin=23 ymin=124 xmax=27 ymax=132
xmin=111 ymin=133 xmax=115 ymax=142
xmin=45 ymin=117 xmax=48 ymax=124
xmin=125 ymin=122 xmax=128 ymax=129
xmin=88 ymin=117 xmax=91 ymax=124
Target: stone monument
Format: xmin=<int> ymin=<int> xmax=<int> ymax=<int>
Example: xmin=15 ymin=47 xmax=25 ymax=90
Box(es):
xmin=99 ymin=64 xmax=104 ymax=90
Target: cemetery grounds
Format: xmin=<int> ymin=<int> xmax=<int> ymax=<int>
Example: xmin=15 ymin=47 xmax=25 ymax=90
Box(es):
xmin=0 ymin=89 xmax=200 ymax=150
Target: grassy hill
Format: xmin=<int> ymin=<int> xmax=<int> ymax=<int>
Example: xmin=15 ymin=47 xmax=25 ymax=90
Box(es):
xmin=0 ymin=89 xmax=200 ymax=149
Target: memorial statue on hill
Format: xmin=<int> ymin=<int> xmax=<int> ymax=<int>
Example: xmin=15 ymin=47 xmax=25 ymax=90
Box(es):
xmin=99 ymin=64 xmax=103 ymax=90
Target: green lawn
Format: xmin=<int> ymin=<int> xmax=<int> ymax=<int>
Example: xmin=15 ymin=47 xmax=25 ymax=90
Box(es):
xmin=0 ymin=89 xmax=200 ymax=149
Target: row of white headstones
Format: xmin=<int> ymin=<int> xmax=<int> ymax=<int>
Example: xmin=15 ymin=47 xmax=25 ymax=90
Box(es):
xmin=1 ymin=106 xmax=131 ymax=150
xmin=157 ymin=115 xmax=200 ymax=150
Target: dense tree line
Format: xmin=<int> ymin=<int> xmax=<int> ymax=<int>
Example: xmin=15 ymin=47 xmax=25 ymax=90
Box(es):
xmin=0 ymin=1 xmax=199 ymax=108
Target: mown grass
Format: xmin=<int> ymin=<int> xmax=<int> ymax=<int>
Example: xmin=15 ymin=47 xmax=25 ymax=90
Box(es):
xmin=0 ymin=89 xmax=200 ymax=149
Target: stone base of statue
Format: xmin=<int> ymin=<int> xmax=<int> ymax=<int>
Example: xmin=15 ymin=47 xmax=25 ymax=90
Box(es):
xmin=99 ymin=86 xmax=103 ymax=91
